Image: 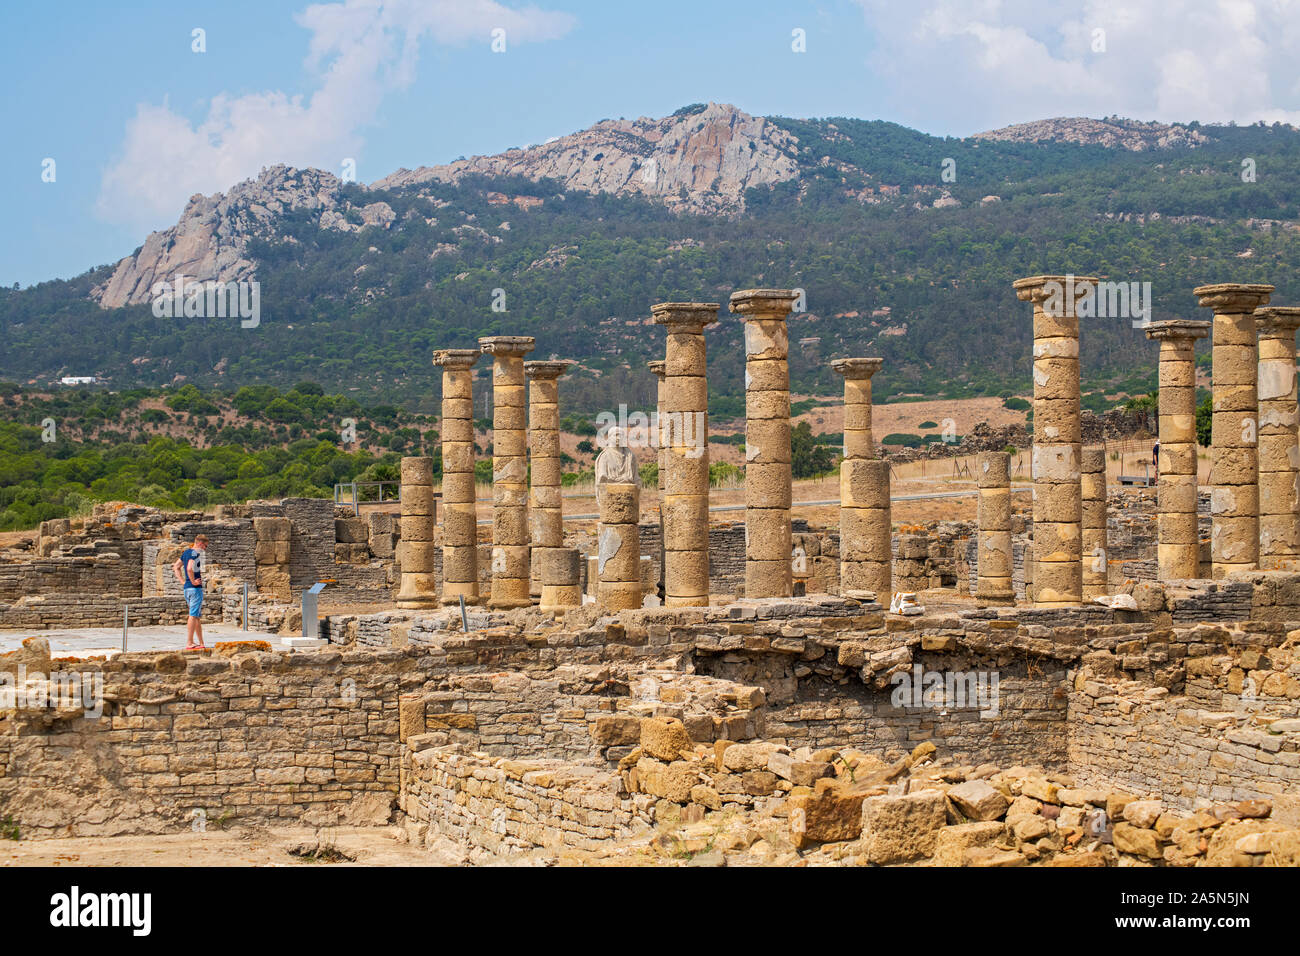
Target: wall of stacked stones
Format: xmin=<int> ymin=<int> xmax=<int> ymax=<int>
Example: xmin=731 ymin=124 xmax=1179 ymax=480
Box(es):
xmin=1067 ymin=619 xmax=1300 ymax=812
xmin=0 ymin=595 xmax=185 ymax=629
xmin=692 ymin=609 xmax=1071 ymax=768
xmin=0 ymin=614 xmax=757 ymax=839
xmin=0 ymin=645 xmax=434 ymax=838
xmin=0 ymin=545 xmax=145 ymax=604
xmin=166 ymin=520 xmax=257 ymax=586
xmin=402 ymin=742 xmax=654 ymax=855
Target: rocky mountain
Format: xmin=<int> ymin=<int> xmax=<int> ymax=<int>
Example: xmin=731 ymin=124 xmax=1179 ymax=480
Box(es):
xmin=91 ymin=104 xmax=1234 ymax=310
xmin=374 ymin=102 xmax=800 ymax=213
xmin=973 ymin=116 xmax=1210 ymax=151
xmin=94 ymin=103 xmax=800 ymax=307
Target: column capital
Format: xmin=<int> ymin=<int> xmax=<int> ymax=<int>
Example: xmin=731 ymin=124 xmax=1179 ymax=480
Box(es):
xmin=1194 ymin=282 xmax=1273 ymax=313
xmin=478 ymin=335 xmax=536 ymax=357
xmin=651 ymin=301 xmax=719 ymax=332
xmin=433 ymin=348 xmax=480 ymax=369
xmin=1256 ymin=306 xmax=1300 ymax=335
xmin=831 ymin=357 xmax=884 ymax=380
xmin=524 ymin=359 xmax=573 ymax=381
xmin=1013 ymin=274 xmax=1098 ymax=305
xmin=647 ymin=360 xmax=666 ymax=378
xmin=1144 ymin=318 xmax=1210 ymax=343
xmin=729 ymin=288 xmax=799 ymax=319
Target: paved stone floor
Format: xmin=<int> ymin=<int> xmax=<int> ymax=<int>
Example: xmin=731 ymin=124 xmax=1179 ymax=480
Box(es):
xmin=0 ymin=623 xmax=281 ymax=657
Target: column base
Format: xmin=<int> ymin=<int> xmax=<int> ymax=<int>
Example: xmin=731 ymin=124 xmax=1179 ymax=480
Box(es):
xmin=439 ymin=582 xmax=482 ymax=606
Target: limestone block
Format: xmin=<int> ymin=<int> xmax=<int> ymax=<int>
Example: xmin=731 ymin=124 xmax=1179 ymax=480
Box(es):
xmin=860 ymin=789 xmax=949 ymax=864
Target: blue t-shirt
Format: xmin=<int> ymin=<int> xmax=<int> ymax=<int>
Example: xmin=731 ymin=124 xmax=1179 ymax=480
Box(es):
xmin=180 ymin=548 xmax=204 ymax=589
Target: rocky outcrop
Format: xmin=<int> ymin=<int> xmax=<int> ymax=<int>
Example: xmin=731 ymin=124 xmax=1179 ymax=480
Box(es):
xmin=974 ymin=117 xmax=1210 ymax=151
xmin=373 ymin=102 xmax=800 ymax=215
xmin=94 ymin=165 xmax=349 ymax=307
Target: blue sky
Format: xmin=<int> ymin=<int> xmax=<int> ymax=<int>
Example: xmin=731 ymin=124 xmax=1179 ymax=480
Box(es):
xmin=5 ymin=0 xmax=1300 ymax=288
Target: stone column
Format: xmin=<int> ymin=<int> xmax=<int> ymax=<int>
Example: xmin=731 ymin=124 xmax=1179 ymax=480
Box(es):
xmin=1144 ymin=320 xmax=1210 ymax=581
xmin=730 ymin=288 xmax=799 ymax=599
xmin=976 ymin=451 xmax=1014 ymax=606
xmin=479 ymin=335 xmax=535 ymax=608
xmin=832 ymin=357 xmax=883 ymax=459
xmin=839 ymin=459 xmax=891 ymax=598
xmin=396 ymin=456 xmax=438 ymax=608
xmin=525 ymin=360 xmax=573 ymax=597
xmin=833 ymin=358 xmax=885 ymax=594
xmin=648 ymin=360 xmax=668 ymax=602
xmin=538 ymin=547 xmax=582 ymax=612
xmin=1014 ymin=274 xmax=1096 ymax=607
xmin=433 ymin=349 xmax=481 ymax=605
xmin=651 ymin=302 xmax=718 ymax=606
xmin=1195 ymin=283 xmax=1274 ymax=578
xmin=1080 ymin=448 xmax=1108 ymax=599
xmin=1256 ymin=307 xmax=1300 ymax=567
xmin=597 ymin=480 xmax=642 ymax=610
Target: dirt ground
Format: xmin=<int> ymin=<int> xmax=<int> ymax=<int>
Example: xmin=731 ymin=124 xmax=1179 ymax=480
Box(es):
xmin=0 ymin=827 xmax=451 ymax=867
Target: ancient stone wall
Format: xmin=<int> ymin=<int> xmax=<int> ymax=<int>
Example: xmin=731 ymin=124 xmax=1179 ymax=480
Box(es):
xmin=0 ymin=547 xmax=143 ymax=604
xmin=402 ymin=744 xmax=653 ymax=855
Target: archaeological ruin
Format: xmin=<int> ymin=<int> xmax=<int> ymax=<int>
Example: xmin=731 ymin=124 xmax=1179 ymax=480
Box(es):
xmin=4 ymin=280 xmax=1300 ymax=870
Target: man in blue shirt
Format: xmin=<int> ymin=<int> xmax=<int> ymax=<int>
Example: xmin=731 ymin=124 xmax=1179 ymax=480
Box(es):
xmin=172 ymin=534 xmax=209 ymax=650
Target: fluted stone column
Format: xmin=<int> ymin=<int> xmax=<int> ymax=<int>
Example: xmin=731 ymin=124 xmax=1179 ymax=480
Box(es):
xmin=1014 ymin=274 xmax=1095 ymax=606
xmin=434 ymin=349 xmax=481 ymax=605
xmin=832 ymin=358 xmax=883 ymax=459
xmin=1256 ymin=308 xmax=1300 ymax=567
xmin=1145 ymin=320 xmax=1210 ymax=581
xmin=976 ymin=451 xmax=1014 ymax=606
xmin=538 ymin=546 xmax=582 ymax=612
xmin=396 ymin=456 xmax=438 ymax=608
xmin=1080 ymin=448 xmax=1108 ymax=599
xmin=731 ymin=288 xmax=799 ymax=599
xmin=1195 ymin=283 xmax=1274 ymax=577
xmin=525 ymin=360 xmax=572 ymax=597
xmin=479 ymin=335 xmax=535 ymax=608
xmin=648 ymin=360 xmax=668 ymax=602
xmin=833 ymin=358 xmax=885 ymax=594
xmin=651 ymin=302 xmax=718 ymax=606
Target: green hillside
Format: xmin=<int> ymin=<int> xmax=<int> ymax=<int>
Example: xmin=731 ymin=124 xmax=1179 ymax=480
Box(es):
xmin=2 ymin=116 xmax=1298 ymax=422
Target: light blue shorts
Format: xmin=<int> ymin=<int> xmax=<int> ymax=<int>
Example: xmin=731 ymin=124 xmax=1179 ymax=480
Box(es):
xmin=184 ymin=587 xmax=203 ymax=618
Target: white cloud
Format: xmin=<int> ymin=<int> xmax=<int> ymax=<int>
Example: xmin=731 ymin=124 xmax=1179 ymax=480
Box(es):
xmin=96 ymin=0 xmax=575 ymax=229
xmin=853 ymin=0 xmax=1300 ymax=134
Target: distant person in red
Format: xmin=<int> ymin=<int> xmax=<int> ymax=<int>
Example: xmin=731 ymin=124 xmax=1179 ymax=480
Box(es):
xmin=1153 ymin=441 xmax=1160 ymax=480
xmin=172 ymin=534 xmax=209 ymax=650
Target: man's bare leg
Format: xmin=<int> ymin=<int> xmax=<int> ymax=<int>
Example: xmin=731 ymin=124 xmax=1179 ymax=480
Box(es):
xmin=185 ymin=616 xmax=197 ymax=648
xmin=193 ymin=615 xmax=205 ymax=648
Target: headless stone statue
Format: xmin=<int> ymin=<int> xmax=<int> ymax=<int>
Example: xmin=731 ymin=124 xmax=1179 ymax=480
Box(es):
xmin=595 ymin=425 xmax=640 ymax=490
